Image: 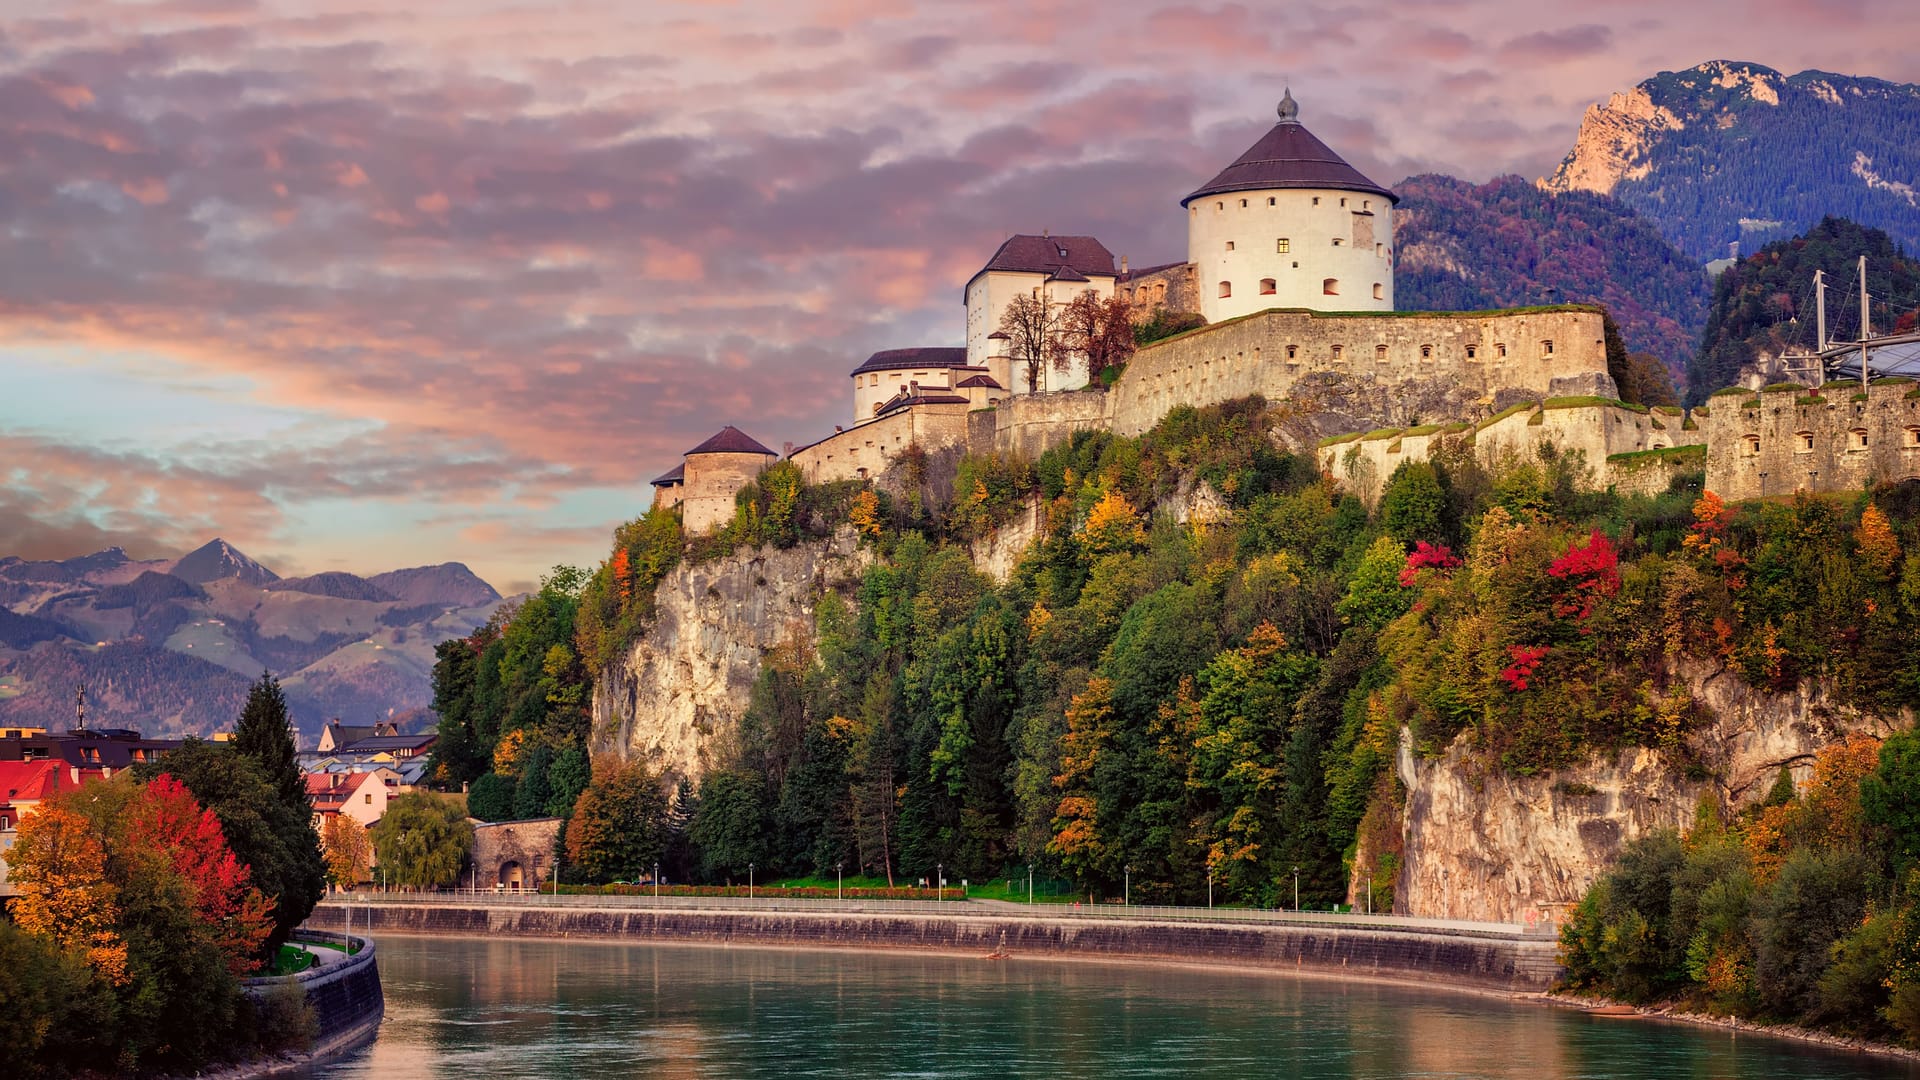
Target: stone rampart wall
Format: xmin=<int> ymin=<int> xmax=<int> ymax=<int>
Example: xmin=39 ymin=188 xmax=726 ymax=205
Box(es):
xmin=1322 ymin=400 xmax=1706 ymax=506
xmin=990 ymin=389 xmax=1112 ymax=459
xmin=1110 ymin=307 xmax=1614 ymax=438
xmin=1703 ymin=381 xmax=1920 ymax=500
xmin=792 ymin=403 xmax=973 ymax=485
xmin=304 ymin=901 xmax=1560 ymax=993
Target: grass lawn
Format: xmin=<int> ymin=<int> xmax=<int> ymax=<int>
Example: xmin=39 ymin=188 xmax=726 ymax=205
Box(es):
xmin=270 ymin=945 xmax=316 ymax=975
xmin=309 ymin=939 xmax=362 ymax=955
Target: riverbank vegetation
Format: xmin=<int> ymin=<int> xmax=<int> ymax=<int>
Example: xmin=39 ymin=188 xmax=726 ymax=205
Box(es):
xmin=0 ymin=675 xmax=326 ymax=1077
xmin=426 ymin=397 xmax=1920 ymax=917
xmin=1562 ymin=730 xmax=1920 ymax=1046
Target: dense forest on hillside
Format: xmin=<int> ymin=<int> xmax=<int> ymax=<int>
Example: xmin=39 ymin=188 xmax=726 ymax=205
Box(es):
xmin=430 ymin=398 xmax=1920 ymax=916
xmin=1394 ymin=174 xmax=1708 ymax=380
xmin=1593 ymin=65 xmax=1920 ymax=261
xmin=1687 ymin=217 xmax=1920 ymax=401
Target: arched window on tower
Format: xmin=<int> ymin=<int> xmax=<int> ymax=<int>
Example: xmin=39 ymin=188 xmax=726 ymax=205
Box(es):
xmin=1259 ymin=278 xmax=1276 ymax=295
xmin=1323 ymin=278 xmax=1339 ymax=296
xmin=1420 ymin=344 xmax=1433 ymax=359
xmin=1219 ymin=281 xmax=1232 ymax=298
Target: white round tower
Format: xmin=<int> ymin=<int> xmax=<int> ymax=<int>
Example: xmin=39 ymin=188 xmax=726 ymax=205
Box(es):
xmin=1183 ymin=89 xmax=1397 ymax=323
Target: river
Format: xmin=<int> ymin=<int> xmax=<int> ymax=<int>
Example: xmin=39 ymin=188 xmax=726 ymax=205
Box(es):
xmin=296 ymin=934 xmax=1918 ymax=1079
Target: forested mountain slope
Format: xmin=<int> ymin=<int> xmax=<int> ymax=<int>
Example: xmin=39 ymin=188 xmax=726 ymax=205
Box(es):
xmin=1395 ymin=173 xmax=1709 ymax=379
xmin=1544 ymin=61 xmax=1920 ymax=261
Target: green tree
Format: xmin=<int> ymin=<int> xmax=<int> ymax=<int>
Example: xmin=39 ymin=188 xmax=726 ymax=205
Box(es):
xmin=1862 ymin=730 xmax=1920 ymax=876
xmin=0 ymin=917 xmax=118 ymax=1077
xmin=514 ymin=743 xmax=555 ymax=820
xmin=689 ymin=769 xmax=770 ymax=881
xmin=1378 ymin=461 xmax=1449 ymax=547
xmin=546 ymin=745 xmax=591 ymax=818
xmin=371 ymin=794 xmax=474 ymax=888
xmin=228 ymin=675 xmax=326 ymax=948
xmin=466 ymin=772 xmax=516 ymax=822
xmin=1335 ymin=535 xmax=1412 ymax=631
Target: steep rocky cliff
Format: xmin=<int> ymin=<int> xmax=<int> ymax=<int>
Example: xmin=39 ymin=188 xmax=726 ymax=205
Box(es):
xmin=591 ymin=529 xmax=869 ymax=783
xmin=1395 ymin=658 xmax=1908 ymax=926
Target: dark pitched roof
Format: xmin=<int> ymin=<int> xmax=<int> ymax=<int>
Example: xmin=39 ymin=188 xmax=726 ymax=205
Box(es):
xmin=1049 ymin=265 xmax=1090 ymax=283
xmin=1117 ymin=261 xmax=1188 ymax=283
xmin=850 ymin=346 xmax=969 ymax=377
xmin=684 ymin=425 xmax=778 ymax=457
xmin=876 ymin=391 xmax=970 ymax=417
xmin=650 ymin=462 xmax=685 ymax=486
xmin=340 ymin=733 xmax=438 ymax=753
xmin=971 ymin=234 xmax=1117 ymax=283
xmin=1182 ymin=95 xmax=1396 ymax=207
xmin=955 ymin=374 xmax=1004 ymax=389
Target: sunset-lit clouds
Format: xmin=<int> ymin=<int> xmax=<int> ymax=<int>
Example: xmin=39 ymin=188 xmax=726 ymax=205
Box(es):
xmin=4 ymin=0 xmax=1918 ymax=589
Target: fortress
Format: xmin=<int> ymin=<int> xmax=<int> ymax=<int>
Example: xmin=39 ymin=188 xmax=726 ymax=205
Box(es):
xmin=650 ymin=92 xmax=1920 ymax=528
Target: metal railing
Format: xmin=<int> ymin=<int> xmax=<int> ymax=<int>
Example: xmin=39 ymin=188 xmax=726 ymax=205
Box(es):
xmin=318 ymin=888 xmax=1550 ymax=938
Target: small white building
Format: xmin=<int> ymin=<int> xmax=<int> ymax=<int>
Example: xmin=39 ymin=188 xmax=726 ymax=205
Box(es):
xmin=963 ymin=234 xmax=1118 ymax=394
xmin=1183 ymin=89 xmax=1396 ymax=323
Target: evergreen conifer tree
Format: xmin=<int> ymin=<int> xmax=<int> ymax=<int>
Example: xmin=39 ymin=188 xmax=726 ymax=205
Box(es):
xmin=229 ymin=672 xmax=326 ymax=945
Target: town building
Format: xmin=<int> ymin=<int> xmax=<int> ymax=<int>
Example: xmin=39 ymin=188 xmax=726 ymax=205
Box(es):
xmin=317 ymin=719 xmax=399 ymax=753
xmin=469 ymin=817 xmax=562 ymax=891
xmin=963 ymin=235 xmax=1119 ymax=392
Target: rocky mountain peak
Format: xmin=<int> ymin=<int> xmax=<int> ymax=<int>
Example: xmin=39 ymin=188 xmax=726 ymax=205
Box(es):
xmin=169 ymin=537 xmax=280 ymax=586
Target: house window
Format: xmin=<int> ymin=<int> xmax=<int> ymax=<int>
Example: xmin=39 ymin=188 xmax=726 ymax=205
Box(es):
xmin=1905 ymin=426 xmax=1920 ymax=447
xmin=1225 ymin=240 xmax=1235 ymax=251
xmin=1495 ymin=343 xmax=1508 ymax=358
xmin=1260 ymin=278 xmax=1276 ymax=295
xmin=1276 ymin=238 xmax=1290 ymax=253
xmin=1323 ymin=278 xmax=1339 ymax=295
xmin=1420 ymin=344 xmax=1433 ymax=359
xmin=1340 ymin=198 xmax=1347 ymax=207
xmin=1240 ymin=199 xmax=1248 ymax=207
xmin=1376 ymin=243 xmax=1384 ymax=257
xmin=1743 ymin=435 xmax=1761 ymax=456
xmin=1543 ymin=340 xmax=1555 ymax=356
xmin=1375 ymin=344 xmax=1388 ymax=361
xmin=1331 ymin=345 xmax=1344 ymax=360
xmin=1268 ymin=197 xmax=1276 ymax=206
xmin=1372 ymin=283 xmax=1384 ymax=300
xmin=1219 ymin=281 xmax=1231 ymax=298
xmin=1216 ymin=201 xmax=1224 ymax=210
xmin=1363 ymin=199 xmax=1371 ymax=210
xmin=1851 ymin=429 xmax=1869 ymax=450
xmin=1312 ymin=197 xmax=1320 ymax=206
xmin=1796 ymin=431 xmax=1815 ymax=453
xmin=364 ymin=793 xmax=372 ymax=804
xmin=1466 ymin=345 xmax=1479 ymax=360
xmin=1286 ymin=345 xmax=1298 ymax=360
xmin=1332 ymin=238 xmax=1344 ymax=246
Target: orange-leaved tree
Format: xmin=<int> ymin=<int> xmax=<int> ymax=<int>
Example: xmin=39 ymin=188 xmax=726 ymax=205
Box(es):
xmin=9 ymin=802 xmax=130 ymax=986
xmin=321 ymin=813 xmax=374 ymax=891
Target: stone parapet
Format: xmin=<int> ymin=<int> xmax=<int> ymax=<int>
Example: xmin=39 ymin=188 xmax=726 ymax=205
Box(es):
xmin=1703 ymin=381 xmax=1920 ymax=500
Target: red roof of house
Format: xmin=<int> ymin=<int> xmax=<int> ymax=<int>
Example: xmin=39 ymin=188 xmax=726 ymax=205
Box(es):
xmin=1183 ymin=91 xmax=1397 ymax=207
xmin=972 ymin=234 xmax=1117 ymax=282
xmin=0 ymin=759 xmax=104 ymax=805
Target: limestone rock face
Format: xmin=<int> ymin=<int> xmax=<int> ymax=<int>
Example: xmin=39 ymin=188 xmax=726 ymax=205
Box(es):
xmin=968 ymin=498 xmax=1046 ymax=583
xmin=591 ymin=529 xmax=869 ymax=784
xmin=1395 ymin=659 xmax=1906 ymax=925
xmin=1541 ymin=86 xmax=1684 ymax=196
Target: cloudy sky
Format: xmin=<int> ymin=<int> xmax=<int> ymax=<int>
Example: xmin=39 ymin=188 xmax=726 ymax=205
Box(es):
xmin=4 ymin=0 xmax=1917 ymax=592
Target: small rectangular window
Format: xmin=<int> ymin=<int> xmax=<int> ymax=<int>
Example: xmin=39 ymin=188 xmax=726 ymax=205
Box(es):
xmin=1332 ymin=238 xmax=1343 ymax=246
xmin=1543 ymin=340 xmax=1554 ymax=355
xmin=1267 ymin=197 xmax=1276 ymax=206
xmin=1225 ymin=241 xmax=1235 ymax=251
xmin=1239 ymin=198 xmax=1248 ymax=207
xmin=1276 ymin=238 xmax=1290 ymax=253
xmin=1312 ymin=197 xmax=1320 ymax=206
xmin=1218 ymin=281 xmax=1231 ymax=298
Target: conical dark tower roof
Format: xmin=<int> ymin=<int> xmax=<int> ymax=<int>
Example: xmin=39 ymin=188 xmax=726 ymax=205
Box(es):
xmin=1181 ymin=89 xmax=1397 ymax=207
xmin=684 ymin=425 xmax=778 ymax=457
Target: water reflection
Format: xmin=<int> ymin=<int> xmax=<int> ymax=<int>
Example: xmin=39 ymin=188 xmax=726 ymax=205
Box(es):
xmin=299 ymin=935 xmax=1919 ymax=1079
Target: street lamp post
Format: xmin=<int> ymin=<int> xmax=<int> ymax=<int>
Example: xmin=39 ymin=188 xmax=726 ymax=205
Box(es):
xmin=1207 ymin=867 xmax=1213 ymax=910
xmin=1292 ymin=866 xmax=1299 ymax=913
xmin=937 ymin=863 xmax=944 ymax=903
xmin=654 ymin=862 xmax=660 ymax=899
xmin=837 ymin=862 xmax=843 ymax=901
xmin=1027 ymin=864 xmax=1033 ymax=905
xmin=749 ymin=862 xmax=754 ymax=900
xmin=1124 ymin=865 xmax=1131 ymax=908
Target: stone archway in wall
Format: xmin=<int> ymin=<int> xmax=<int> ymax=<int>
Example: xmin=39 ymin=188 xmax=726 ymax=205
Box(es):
xmin=500 ymin=860 xmax=524 ymax=890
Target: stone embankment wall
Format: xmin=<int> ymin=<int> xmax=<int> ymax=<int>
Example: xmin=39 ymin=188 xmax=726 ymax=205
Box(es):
xmin=304 ymin=901 xmax=1560 ymax=993
xmin=1702 ymin=381 xmax=1920 ymax=500
xmin=1395 ymin=659 xmax=1910 ymax=924
xmin=592 ymin=529 xmax=871 ymax=784
xmin=242 ymin=931 xmax=383 ymax=1057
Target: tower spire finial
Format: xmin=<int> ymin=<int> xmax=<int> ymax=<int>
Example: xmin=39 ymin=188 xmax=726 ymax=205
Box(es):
xmin=1277 ymin=86 xmax=1298 ymax=123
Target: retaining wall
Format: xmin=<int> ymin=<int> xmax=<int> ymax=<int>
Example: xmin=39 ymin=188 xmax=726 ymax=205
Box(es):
xmin=306 ymin=900 xmax=1560 ymax=993
xmin=243 ymin=931 xmax=384 ymax=1056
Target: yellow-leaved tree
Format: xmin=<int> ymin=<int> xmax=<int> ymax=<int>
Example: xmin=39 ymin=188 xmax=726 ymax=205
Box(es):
xmin=321 ymin=814 xmax=374 ymax=889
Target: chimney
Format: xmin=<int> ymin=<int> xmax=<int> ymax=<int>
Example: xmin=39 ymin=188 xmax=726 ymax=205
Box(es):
xmin=835 ymin=425 xmax=844 ymax=433
xmin=782 ymin=441 xmax=793 ymax=456
xmin=1121 ymin=255 xmax=1129 ymax=275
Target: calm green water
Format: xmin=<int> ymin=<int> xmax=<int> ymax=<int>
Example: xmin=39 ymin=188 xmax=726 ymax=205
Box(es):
xmin=298 ymin=934 xmax=1918 ymax=1079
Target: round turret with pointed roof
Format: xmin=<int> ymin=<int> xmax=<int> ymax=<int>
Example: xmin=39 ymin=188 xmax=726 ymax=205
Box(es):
xmin=684 ymin=425 xmax=778 ymax=458
xmin=1181 ymin=90 xmax=1397 ymax=207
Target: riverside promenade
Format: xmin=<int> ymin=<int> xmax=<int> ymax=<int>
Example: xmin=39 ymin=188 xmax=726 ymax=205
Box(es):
xmin=307 ymin=893 xmax=1561 ymax=993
